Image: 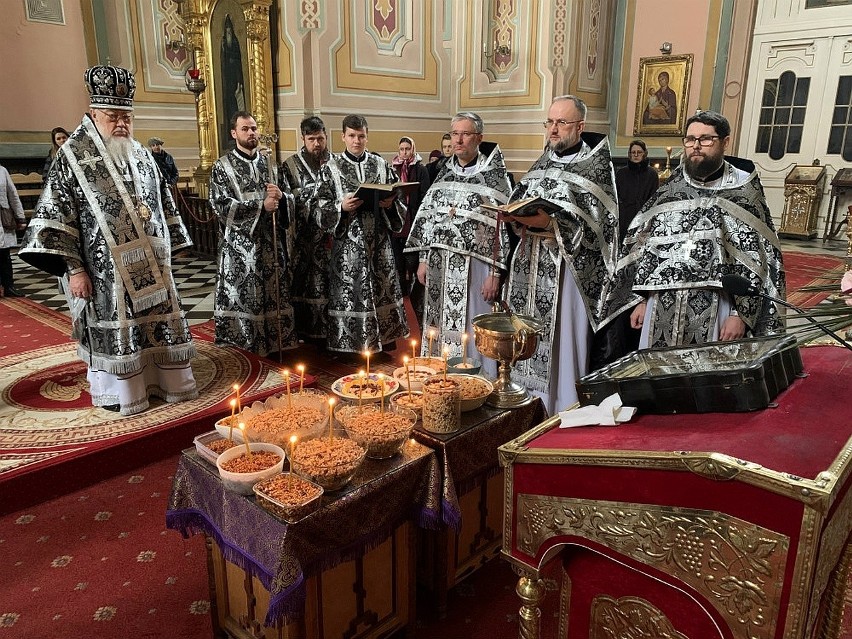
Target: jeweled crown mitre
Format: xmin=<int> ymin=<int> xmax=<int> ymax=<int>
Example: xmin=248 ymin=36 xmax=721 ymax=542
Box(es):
xmin=84 ymin=65 xmax=136 ymax=111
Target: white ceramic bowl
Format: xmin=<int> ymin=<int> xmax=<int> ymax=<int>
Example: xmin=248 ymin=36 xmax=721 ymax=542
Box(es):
xmin=216 ymin=442 xmax=285 ymax=495
xmin=392 ymin=365 xmax=436 ymax=391
xmin=445 ymin=374 xmax=493 ymax=412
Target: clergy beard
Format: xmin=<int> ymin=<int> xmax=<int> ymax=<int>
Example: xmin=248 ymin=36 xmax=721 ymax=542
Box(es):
xmin=105 ymin=136 xmax=134 ymax=167
xmin=684 ymin=149 xmax=724 ymax=181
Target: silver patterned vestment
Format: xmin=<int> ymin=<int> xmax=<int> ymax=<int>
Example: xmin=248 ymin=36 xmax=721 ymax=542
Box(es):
xmin=506 ymin=135 xmax=619 ymax=393
xmin=404 ymin=143 xmax=512 ymax=355
xmin=315 ymin=151 xmax=410 ymax=353
xmin=281 ymin=148 xmax=330 ymax=339
xmin=603 ymin=161 xmax=785 ymax=347
xmin=19 ymin=115 xmax=197 ymax=376
xmin=210 ymin=149 xmax=296 ymax=357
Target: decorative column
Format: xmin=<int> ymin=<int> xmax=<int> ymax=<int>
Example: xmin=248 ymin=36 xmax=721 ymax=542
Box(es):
xmin=242 ymin=0 xmax=275 ymax=147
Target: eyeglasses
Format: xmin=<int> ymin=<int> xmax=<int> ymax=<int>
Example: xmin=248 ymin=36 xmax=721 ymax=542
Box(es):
xmin=543 ymin=119 xmax=583 ymax=129
xmin=682 ymin=135 xmax=719 ymax=147
xmin=449 ymin=131 xmax=479 ymax=139
xmin=102 ymin=111 xmax=133 ymax=124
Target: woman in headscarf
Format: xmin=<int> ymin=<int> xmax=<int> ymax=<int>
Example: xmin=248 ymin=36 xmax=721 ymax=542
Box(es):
xmin=391 ymin=137 xmax=431 ymax=299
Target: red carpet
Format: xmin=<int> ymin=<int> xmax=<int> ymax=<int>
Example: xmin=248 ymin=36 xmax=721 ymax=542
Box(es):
xmin=784 ymin=251 xmax=846 ymax=307
xmin=0 ymin=298 xmax=293 ymax=513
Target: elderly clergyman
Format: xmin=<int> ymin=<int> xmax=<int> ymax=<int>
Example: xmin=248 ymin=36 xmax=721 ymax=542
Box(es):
xmin=19 ymin=65 xmax=198 ymax=415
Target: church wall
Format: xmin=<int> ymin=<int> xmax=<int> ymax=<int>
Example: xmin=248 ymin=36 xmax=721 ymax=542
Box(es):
xmin=738 ymin=0 xmax=852 ymax=232
xmin=0 ymin=1 xmax=90 ymax=166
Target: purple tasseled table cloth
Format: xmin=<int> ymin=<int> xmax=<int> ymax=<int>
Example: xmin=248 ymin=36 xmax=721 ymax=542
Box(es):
xmin=411 ymin=398 xmax=547 ymax=530
xmin=166 ymin=440 xmax=441 ymax=626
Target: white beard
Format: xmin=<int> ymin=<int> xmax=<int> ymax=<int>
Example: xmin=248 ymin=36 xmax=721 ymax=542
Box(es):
xmin=105 ymin=136 xmax=134 ymax=168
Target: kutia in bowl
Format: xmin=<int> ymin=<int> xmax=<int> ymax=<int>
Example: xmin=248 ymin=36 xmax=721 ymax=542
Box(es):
xmin=446 ymin=356 xmax=482 ymax=376
xmin=446 ymin=373 xmax=493 ymax=412
xmin=392 ymin=364 xmax=436 ymax=391
xmin=216 ymin=443 xmax=286 ymax=495
xmin=390 ymin=390 xmax=424 ymax=418
xmin=194 ymin=430 xmax=239 ymax=465
xmin=337 ymin=404 xmax=417 ymax=459
xmin=219 ymin=389 xmax=329 ymax=447
xmin=253 ymin=473 xmax=324 ymax=523
xmin=289 ymin=436 xmax=366 ymax=491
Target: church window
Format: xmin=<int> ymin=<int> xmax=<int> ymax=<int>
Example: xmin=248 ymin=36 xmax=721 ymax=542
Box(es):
xmin=827 ymin=75 xmax=852 ymax=162
xmin=755 ymin=71 xmax=810 ymax=161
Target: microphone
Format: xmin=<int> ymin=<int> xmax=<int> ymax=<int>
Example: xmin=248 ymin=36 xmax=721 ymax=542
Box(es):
xmin=721 ymin=274 xmax=852 ymax=353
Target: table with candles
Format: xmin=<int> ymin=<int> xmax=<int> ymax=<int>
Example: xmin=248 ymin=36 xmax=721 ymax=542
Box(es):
xmin=166 ymin=337 xmax=547 ymax=636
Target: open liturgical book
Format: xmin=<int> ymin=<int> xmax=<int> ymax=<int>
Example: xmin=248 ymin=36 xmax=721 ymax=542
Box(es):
xmin=480 ymin=197 xmax=562 ymax=218
xmin=352 ymin=181 xmax=420 ymax=201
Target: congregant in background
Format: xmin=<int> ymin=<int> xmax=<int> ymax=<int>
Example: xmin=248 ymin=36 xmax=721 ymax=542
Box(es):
xmin=209 ymin=110 xmax=296 ymax=357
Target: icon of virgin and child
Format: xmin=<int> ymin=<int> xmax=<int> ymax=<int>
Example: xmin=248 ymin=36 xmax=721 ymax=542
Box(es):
xmin=642 ymin=71 xmax=677 ymax=125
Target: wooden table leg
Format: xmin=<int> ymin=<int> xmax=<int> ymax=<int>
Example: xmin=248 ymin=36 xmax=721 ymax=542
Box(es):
xmin=516 ymin=574 xmax=546 ymax=639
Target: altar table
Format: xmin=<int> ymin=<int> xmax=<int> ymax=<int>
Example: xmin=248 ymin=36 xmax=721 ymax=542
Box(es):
xmin=499 ymin=345 xmax=852 ymax=639
xmin=166 ymin=439 xmax=441 ymax=639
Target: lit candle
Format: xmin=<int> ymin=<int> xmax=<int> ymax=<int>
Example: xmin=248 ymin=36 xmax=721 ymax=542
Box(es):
xmin=378 ymin=373 xmax=385 ymax=414
xmin=283 ymin=369 xmax=292 ymax=408
xmin=461 ymin=333 xmax=468 ymax=366
xmin=411 ymin=339 xmax=417 ymax=364
xmin=233 ymin=383 xmax=241 ymax=413
xmin=357 ymin=369 xmax=365 ymax=410
xmin=297 ymin=364 xmax=305 ymax=394
xmin=288 ymin=435 xmax=297 ymax=488
xmin=403 ymin=356 xmax=412 ymax=400
xmin=428 ymin=328 xmax=436 ymax=358
xmin=238 ymin=423 xmax=251 ymax=458
xmin=228 ymin=398 xmax=237 ymax=441
xmin=364 ymin=350 xmax=371 ymax=378
xmin=327 ymin=397 xmax=336 ymax=442
xmin=442 ymin=346 xmax=449 ymax=382
xmin=665 ymin=146 xmax=673 ymax=155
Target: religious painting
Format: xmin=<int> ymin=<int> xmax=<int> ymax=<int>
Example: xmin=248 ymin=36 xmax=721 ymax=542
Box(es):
xmin=633 ymin=54 xmax=693 ymax=136
xmin=210 ymin=1 xmax=250 ymax=156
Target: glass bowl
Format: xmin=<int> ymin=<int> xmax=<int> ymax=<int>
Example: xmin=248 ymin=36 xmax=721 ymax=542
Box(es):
xmin=337 ymin=404 xmax=417 ymax=459
xmin=289 ymin=437 xmax=366 ymax=491
xmin=390 ymin=390 xmax=424 ymax=419
xmin=253 ymin=472 xmax=324 ymax=523
xmin=216 ymin=443 xmax=286 ymax=495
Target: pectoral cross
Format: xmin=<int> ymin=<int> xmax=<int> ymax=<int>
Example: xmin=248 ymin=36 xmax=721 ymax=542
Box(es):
xmin=78 ymin=151 xmax=101 ymax=169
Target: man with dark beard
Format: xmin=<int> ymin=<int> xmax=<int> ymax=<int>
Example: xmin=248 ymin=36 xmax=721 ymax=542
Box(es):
xmin=210 ymin=110 xmax=296 ymax=357
xmin=19 ymin=65 xmax=197 ymax=415
xmin=602 ymin=110 xmax=785 ymax=349
xmin=504 ymin=95 xmax=619 ymax=415
xmin=281 ymin=116 xmax=331 ymax=341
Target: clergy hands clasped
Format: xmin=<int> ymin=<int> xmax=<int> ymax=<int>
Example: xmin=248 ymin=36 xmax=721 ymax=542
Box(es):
xmin=263 ymin=183 xmax=282 ymax=212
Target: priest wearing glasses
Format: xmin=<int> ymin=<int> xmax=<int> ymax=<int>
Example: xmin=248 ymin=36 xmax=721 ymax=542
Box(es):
xmin=603 ymin=110 xmax=785 ymax=349
xmin=19 ymin=65 xmax=198 ymax=416
xmin=504 ymin=95 xmax=619 ymax=415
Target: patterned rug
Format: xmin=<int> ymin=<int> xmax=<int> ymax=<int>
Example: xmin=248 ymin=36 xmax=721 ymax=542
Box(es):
xmin=784 ymin=251 xmax=847 ymax=308
xmin=0 ymin=298 xmax=289 ymax=513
